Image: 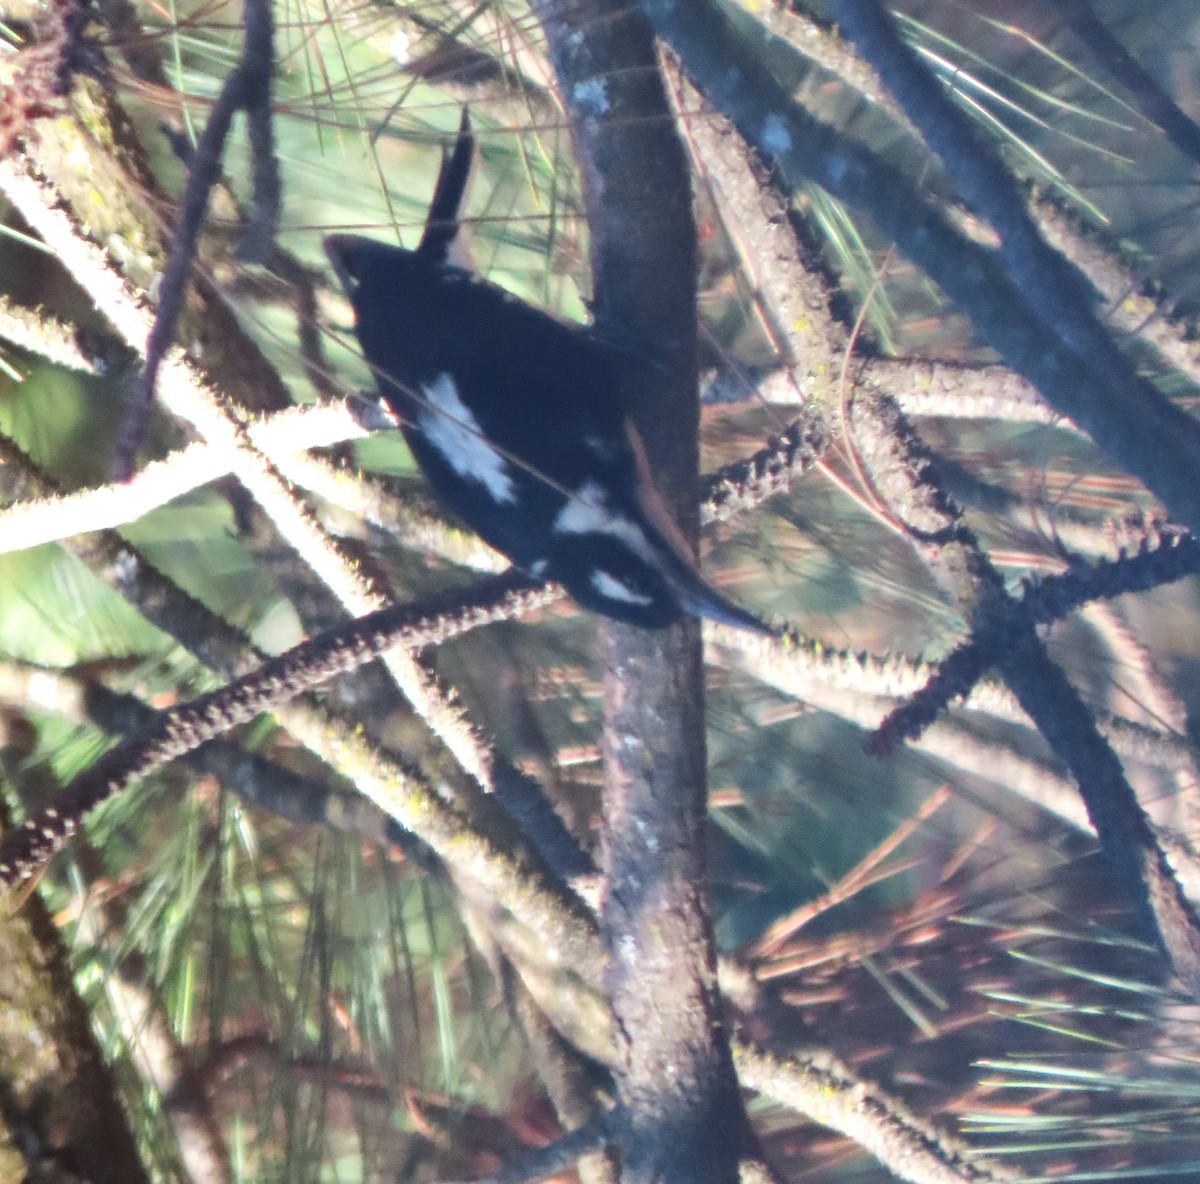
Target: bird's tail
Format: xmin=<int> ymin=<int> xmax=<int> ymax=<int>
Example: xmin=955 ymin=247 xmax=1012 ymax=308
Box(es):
xmin=418 ymin=107 xmax=474 ymax=265
xmin=625 ymin=421 xmax=773 ymax=635
xmin=651 ymin=536 xmax=774 ymax=634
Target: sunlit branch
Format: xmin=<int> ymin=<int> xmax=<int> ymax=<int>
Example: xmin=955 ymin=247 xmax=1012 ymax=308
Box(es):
xmin=734 ymin=1042 xmax=1020 ymax=1184
xmin=0 ymin=162 xmax=512 ymax=802
xmin=0 ymin=573 xmax=605 ymax=982
xmin=0 ymin=296 xmax=101 ymax=374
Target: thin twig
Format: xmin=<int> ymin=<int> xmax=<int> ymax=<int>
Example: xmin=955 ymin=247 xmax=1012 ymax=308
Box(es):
xmin=0 ymin=401 xmax=377 ymax=555
xmin=0 ymin=569 xmax=558 ymax=878
xmin=701 ymin=418 xmax=827 ymax=524
xmin=708 ymin=622 xmax=1195 ymax=776
xmin=0 ymin=659 xmax=417 ymax=852
xmin=1032 ymin=191 xmax=1200 ymax=390
xmin=0 ymin=395 xmax=507 ymax=570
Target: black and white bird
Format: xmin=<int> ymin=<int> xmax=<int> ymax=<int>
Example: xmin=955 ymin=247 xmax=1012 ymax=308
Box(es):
xmin=325 ymin=112 xmax=769 ymax=633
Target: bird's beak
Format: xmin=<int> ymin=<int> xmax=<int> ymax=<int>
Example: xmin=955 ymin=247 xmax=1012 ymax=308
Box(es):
xmin=324 ymin=234 xmax=363 ymax=298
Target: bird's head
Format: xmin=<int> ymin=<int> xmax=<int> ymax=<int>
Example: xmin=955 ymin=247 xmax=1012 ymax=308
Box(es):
xmin=325 ymin=235 xmax=423 ymax=306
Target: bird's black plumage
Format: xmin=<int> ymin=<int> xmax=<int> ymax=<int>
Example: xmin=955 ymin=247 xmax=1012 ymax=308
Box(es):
xmin=325 ymin=112 xmax=769 ymax=633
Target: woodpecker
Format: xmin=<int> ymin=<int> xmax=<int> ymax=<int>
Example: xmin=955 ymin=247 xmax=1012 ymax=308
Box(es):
xmin=325 ymin=111 xmax=769 ymax=633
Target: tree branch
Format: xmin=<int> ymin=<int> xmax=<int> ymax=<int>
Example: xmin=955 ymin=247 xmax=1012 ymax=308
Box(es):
xmin=540 ymin=5 xmax=746 ymax=1184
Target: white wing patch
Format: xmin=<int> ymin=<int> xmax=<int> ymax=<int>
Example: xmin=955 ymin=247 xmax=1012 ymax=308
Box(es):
xmin=418 ymin=373 xmax=517 ymax=504
xmin=554 ymin=481 xmax=655 ymax=561
xmin=591 ymin=571 xmax=654 ymax=606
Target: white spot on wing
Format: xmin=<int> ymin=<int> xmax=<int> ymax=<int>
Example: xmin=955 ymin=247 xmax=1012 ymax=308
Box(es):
xmin=418 ymin=373 xmax=517 ymax=504
xmin=762 ymin=113 xmax=792 ymax=157
xmin=591 ymin=571 xmax=654 ymax=606
xmin=572 ymin=78 xmax=609 ymax=116
xmin=390 ymin=27 xmax=410 ymax=66
xmin=554 ymin=482 xmax=654 ymax=561
xmin=584 ymin=434 xmax=617 ymax=459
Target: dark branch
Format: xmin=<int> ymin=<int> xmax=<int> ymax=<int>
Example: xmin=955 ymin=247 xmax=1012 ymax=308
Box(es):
xmin=640 ymin=0 xmax=1200 ymax=539
xmin=542 ymin=5 xmax=747 ymax=1184
xmin=1053 ymin=0 xmax=1200 ymax=169
xmin=869 ymin=529 xmax=1200 ymax=754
